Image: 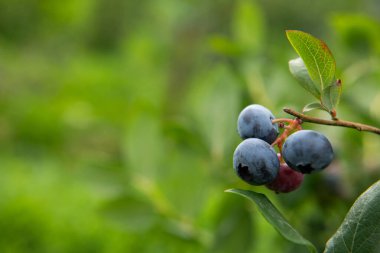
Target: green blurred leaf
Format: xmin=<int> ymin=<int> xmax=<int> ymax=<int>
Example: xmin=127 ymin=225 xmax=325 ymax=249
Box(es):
xmin=289 ymin=57 xmax=321 ymax=99
xmin=302 ymin=102 xmax=328 ymax=113
xmin=325 ymin=180 xmax=380 ymax=253
xmin=286 ymin=30 xmax=336 ymax=90
xmin=100 ymin=195 xmax=157 ymax=233
xmin=321 ymin=80 xmax=342 ymax=112
xmin=225 ymin=189 xmax=317 ymax=253
xmin=232 ymin=0 xmax=264 ymax=54
xmin=209 ymin=35 xmax=242 ymax=57
xmin=331 ymin=14 xmax=380 ymax=55
xmin=210 ymin=198 xmax=253 ymax=253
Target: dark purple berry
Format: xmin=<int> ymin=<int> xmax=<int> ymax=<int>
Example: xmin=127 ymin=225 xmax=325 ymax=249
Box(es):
xmin=282 ymin=130 xmax=333 ymax=174
xmin=233 ymin=138 xmax=280 ymax=185
xmin=237 ymin=104 xmax=279 ymax=144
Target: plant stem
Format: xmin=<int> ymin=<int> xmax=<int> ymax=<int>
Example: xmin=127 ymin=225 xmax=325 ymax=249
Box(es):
xmin=272 ymin=118 xmax=294 ymax=124
xmin=271 ymin=118 xmax=302 ymax=149
xmin=283 ymin=108 xmax=380 ymax=135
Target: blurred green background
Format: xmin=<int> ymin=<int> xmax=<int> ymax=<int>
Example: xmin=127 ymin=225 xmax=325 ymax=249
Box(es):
xmin=0 ymin=0 xmax=380 ymax=252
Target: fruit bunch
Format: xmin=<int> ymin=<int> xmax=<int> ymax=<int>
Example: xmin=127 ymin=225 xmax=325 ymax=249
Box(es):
xmin=233 ymin=104 xmax=334 ymax=193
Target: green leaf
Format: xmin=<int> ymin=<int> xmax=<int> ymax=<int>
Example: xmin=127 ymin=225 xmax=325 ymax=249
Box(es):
xmin=325 ymin=180 xmax=380 ymax=253
xmin=303 ymin=102 xmax=328 ymax=113
xmin=286 ymin=30 xmax=336 ymax=91
xmin=225 ymin=189 xmax=317 ymax=253
xmin=321 ymin=79 xmax=342 ymax=111
xmin=289 ymin=57 xmax=321 ymax=99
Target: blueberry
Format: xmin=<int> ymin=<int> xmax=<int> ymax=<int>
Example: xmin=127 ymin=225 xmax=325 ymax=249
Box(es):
xmin=233 ymin=138 xmax=280 ymax=185
xmin=266 ymin=162 xmax=304 ymax=193
xmin=237 ymin=104 xmax=279 ymax=144
xmin=282 ymin=130 xmax=334 ymax=174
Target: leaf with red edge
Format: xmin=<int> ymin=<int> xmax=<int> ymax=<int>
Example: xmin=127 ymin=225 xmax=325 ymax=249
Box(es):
xmin=286 ymin=30 xmax=336 ymax=91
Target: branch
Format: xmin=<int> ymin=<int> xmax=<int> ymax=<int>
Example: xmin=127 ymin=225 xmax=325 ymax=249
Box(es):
xmin=283 ymin=108 xmax=380 ymax=135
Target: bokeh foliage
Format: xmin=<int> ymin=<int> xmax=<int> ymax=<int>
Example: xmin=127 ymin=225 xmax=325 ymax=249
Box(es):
xmin=0 ymin=0 xmax=380 ymax=252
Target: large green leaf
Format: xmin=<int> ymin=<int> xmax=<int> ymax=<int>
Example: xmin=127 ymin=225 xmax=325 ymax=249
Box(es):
xmin=289 ymin=57 xmax=321 ymax=99
xmin=225 ymin=189 xmax=317 ymax=253
xmin=325 ymin=180 xmax=380 ymax=253
xmin=286 ymin=30 xmax=336 ymax=90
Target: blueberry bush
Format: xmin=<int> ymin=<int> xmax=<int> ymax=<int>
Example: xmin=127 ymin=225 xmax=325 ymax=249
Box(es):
xmin=228 ymin=30 xmax=380 ymax=253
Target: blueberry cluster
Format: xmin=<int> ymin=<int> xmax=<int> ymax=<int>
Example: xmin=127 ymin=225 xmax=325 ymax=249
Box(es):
xmin=233 ymin=104 xmax=334 ymax=193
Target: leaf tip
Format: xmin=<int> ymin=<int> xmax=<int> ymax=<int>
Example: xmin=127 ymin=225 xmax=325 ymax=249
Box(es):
xmin=286 ymin=29 xmax=307 ymax=37
xmin=285 ymin=29 xmax=296 ymax=39
xmin=285 ymin=29 xmax=297 ymax=34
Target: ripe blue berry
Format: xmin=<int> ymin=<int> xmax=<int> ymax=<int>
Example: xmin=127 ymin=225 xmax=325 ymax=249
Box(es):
xmin=266 ymin=163 xmax=304 ymax=193
xmin=233 ymin=138 xmax=280 ymax=185
xmin=282 ymin=130 xmax=334 ymax=174
xmin=237 ymin=104 xmax=279 ymax=144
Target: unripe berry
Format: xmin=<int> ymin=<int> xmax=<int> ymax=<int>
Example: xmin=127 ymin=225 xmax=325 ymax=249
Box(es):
xmin=266 ymin=163 xmax=304 ymax=193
